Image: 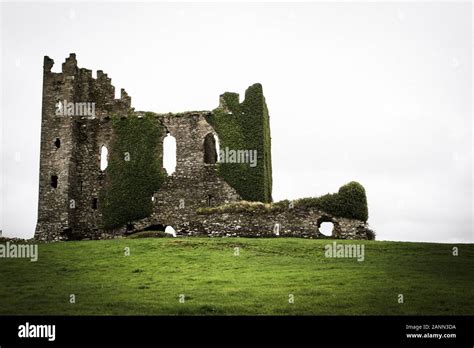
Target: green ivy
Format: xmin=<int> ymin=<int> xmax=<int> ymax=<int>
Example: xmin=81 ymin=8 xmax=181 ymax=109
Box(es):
xmin=198 ymin=182 xmax=369 ymax=222
xmin=206 ymin=84 xmax=273 ymax=203
xmin=295 ymin=182 xmax=369 ymax=221
xmin=99 ymin=112 xmax=166 ymax=229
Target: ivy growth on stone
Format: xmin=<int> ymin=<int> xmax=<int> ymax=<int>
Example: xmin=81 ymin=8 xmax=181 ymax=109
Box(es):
xmin=206 ymin=83 xmax=273 ymax=203
xmin=294 ymin=182 xmax=368 ymax=221
xmin=100 ymin=112 xmax=166 ymax=229
xmin=197 ymin=181 xmax=369 ymax=222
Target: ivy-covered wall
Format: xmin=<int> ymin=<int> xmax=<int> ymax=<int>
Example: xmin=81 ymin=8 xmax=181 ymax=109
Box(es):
xmin=197 ymin=181 xmax=369 ymax=222
xmin=100 ymin=113 xmax=167 ymax=229
xmin=206 ymin=83 xmax=273 ymax=203
xmin=294 ymin=181 xmax=369 ymax=221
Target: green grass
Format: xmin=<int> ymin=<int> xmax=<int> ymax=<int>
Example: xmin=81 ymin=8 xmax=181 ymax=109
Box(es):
xmin=0 ymin=238 xmax=472 ymax=315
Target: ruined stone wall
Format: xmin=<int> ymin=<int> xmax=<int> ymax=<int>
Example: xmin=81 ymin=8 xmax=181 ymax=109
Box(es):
xmin=120 ymin=112 xmax=242 ymax=235
xmin=206 ymin=84 xmax=273 ymax=203
xmin=35 ymin=54 xmax=242 ymax=241
xmin=127 ymin=206 xmax=370 ymax=240
xmin=35 ymin=54 xmax=372 ymax=242
xmin=192 ymin=208 xmax=370 ymax=239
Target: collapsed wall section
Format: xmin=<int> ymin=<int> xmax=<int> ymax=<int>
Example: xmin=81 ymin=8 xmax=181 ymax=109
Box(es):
xmin=194 ymin=206 xmax=372 ymax=240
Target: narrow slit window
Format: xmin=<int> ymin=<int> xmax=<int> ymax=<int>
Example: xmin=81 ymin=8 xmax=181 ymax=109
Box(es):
xmin=100 ymin=145 xmax=108 ymax=171
xmin=51 ymin=175 xmax=58 ymax=188
xmin=163 ymin=133 xmax=177 ymax=175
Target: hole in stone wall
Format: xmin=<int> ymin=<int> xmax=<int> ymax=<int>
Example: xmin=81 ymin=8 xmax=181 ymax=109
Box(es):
xmin=54 ymin=138 xmax=60 ymax=148
xmin=80 ymin=181 xmax=83 ymax=192
xmin=51 ymin=175 xmax=58 ymax=188
xmin=126 ymin=223 xmax=134 ymax=231
xmin=92 ymin=198 xmax=98 ymax=210
xmin=207 ymin=195 xmax=213 ymax=207
xmin=163 ymin=132 xmax=177 ymax=175
xmin=318 ymin=222 xmax=334 ymax=237
xmin=61 ymin=227 xmax=80 ymax=240
xmin=203 ymin=133 xmax=217 ymax=164
xmin=100 ymin=145 xmax=109 ymax=171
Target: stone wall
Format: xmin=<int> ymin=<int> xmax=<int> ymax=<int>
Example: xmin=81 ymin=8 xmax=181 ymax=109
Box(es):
xmin=126 ymin=206 xmax=371 ymax=240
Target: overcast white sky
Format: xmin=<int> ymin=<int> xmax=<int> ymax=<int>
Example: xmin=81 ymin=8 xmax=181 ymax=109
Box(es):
xmin=1 ymin=2 xmax=472 ymax=243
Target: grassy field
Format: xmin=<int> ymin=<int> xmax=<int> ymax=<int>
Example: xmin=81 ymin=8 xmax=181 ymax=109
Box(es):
xmin=0 ymin=237 xmax=472 ymax=315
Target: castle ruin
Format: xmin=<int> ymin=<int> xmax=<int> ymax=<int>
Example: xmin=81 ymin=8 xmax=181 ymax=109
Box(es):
xmin=35 ymin=54 xmax=372 ymax=241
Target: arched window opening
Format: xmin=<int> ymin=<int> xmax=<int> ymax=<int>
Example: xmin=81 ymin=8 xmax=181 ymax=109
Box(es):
xmin=92 ymin=198 xmax=98 ymax=210
xmin=163 ymin=132 xmax=177 ymax=175
xmin=203 ymin=133 xmax=218 ymax=164
xmin=100 ymin=145 xmax=108 ymax=171
xmin=214 ymin=134 xmax=221 ymax=162
xmin=54 ymin=138 xmax=60 ymax=149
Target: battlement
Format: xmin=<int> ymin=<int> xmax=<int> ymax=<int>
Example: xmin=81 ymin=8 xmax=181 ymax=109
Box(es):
xmin=62 ymin=53 xmax=77 ymax=75
xmin=42 ymin=53 xmax=132 ymax=115
xmin=43 ymin=56 xmax=54 ymax=72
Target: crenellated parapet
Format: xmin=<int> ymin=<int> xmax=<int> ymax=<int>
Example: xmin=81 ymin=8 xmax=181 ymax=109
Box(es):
xmin=42 ymin=53 xmax=132 ymax=119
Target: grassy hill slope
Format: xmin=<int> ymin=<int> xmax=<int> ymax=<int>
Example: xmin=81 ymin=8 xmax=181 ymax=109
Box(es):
xmin=0 ymin=238 xmax=472 ymax=315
